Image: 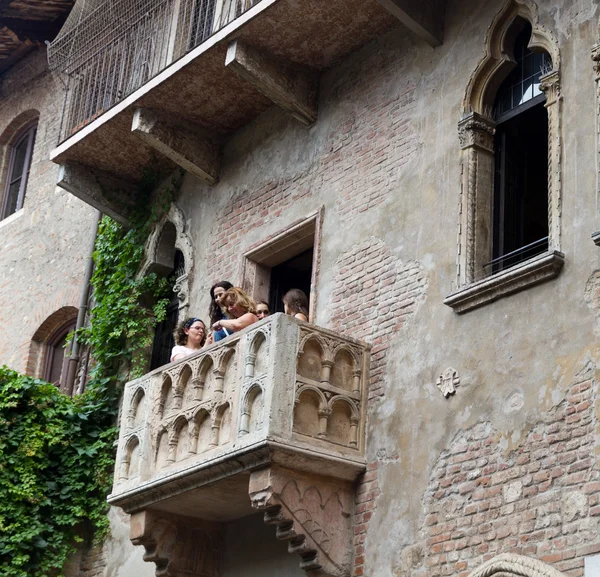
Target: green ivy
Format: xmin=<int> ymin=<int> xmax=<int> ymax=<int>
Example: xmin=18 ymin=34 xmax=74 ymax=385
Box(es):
xmin=0 ymin=168 xmax=182 ymax=576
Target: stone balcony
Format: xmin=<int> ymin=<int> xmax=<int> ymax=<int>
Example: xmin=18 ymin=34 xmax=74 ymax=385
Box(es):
xmin=49 ymin=0 xmax=445 ymax=225
xmin=108 ymin=313 xmax=370 ymax=577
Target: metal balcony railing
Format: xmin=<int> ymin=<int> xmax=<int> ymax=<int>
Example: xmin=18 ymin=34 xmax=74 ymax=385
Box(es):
xmin=109 ymin=314 xmax=370 ymax=514
xmin=50 ymin=0 xmax=262 ymax=143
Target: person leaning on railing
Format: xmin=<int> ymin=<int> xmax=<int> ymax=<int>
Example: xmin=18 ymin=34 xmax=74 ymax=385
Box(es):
xmin=211 ymin=288 xmax=258 ymax=336
xmin=171 ymin=317 xmax=208 ymax=362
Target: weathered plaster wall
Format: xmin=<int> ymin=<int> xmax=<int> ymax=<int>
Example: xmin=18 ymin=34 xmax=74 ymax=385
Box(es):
xmin=221 ymin=514 xmax=304 ymax=577
xmin=0 ymin=49 xmax=97 ymax=374
xmin=166 ymin=1 xmax=600 ymax=576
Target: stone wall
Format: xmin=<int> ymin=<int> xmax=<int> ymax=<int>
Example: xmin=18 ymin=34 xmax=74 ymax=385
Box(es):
xmin=174 ymin=1 xmax=600 ymax=576
xmin=5 ymin=0 xmax=600 ymax=576
xmin=0 ymin=48 xmax=97 ymax=374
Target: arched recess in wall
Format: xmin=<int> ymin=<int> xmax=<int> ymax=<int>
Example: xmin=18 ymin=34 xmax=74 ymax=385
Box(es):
xmin=467 ymin=553 xmax=567 ymax=577
xmin=138 ymin=204 xmax=194 ymax=368
xmin=0 ymin=109 xmax=40 ymax=220
xmin=26 ymin=306 xmax=78 ymax=393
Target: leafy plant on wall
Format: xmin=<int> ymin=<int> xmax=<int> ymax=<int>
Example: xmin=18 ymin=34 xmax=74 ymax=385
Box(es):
xmin=0 ymin=168 xmax=183 ymax=576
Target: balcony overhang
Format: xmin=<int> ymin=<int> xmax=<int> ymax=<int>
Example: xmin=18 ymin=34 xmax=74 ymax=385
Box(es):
xmin=109 ymin=313 xmax=371 ymax=577
xmin=50 ymin=0 xmax=444 ymax=222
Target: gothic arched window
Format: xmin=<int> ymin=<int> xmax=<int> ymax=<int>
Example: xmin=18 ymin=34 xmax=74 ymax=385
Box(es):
xmin=446 ymin=4 xmax=563 ymax=314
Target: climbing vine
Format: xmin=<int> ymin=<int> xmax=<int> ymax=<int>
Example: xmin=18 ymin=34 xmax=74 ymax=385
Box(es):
xmin=0 ymin=168 xmax=182 ymax=576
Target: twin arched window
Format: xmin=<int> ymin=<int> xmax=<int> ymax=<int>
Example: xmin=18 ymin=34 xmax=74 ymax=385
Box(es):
xmin=1 ymin=122 xmax=37 ymax=220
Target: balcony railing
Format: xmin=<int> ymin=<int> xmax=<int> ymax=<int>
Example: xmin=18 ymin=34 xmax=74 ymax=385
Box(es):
xmin=109 ymin=313 xmax=370 ymax=514
xmin=51 ymin=0 xmax=263 ymax=143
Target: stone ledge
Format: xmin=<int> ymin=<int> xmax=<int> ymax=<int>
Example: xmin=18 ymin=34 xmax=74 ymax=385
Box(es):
xmin=444 ymin=250 xmax=565 ymax=314
xmin=592 ymin=231 xmax=600 ymax=246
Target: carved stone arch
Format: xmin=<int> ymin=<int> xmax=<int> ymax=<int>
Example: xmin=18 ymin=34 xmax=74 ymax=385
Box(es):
xmin=327 ymin=395 xmax=360 ymax=448
xmin=127 ymin=386 xmax=146 ymax=429
xmin=211 ymin=402 xmax=232 ymax=446
xmin=463 ymin=0 xmax=560 ymax=115
xmin=298 ymin=332 xmax=328 ymax=357
xmin=175 ymin=363 xmax=193 ymax=396
xmin=295 ymin=384 xmax=328 ymax=409
xmin=327 ymin=395 xmax=359 ymax=419
xmin=294 ymin=385 xmax=329 ymax=439
xmin=239 ymin=383 xmax=265 ymax=435
xmin=245 ymin=329 xmax=269 ymax=379
xmin=467 ymin=554 xmax=567 ymax=577
xmin=138 ymin=203 xmax=194 ymax=318
xmin=155 ymin=425 xmax=169 ymax=469
xmin=119 ymin=434 xmax=141 ymax=480
xmin=446 ymin=0 xmax=564 ymax=310
xmin=170 ymin=415 xmax=190 ymax=461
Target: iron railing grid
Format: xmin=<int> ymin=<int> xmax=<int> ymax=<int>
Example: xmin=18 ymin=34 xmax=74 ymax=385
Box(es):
xmin=52 ymin=0 xmax=261 ymax=143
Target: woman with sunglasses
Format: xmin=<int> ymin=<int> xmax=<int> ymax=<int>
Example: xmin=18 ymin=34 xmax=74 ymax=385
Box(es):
xmin=170 ymin=317 xmax=207 ymax=362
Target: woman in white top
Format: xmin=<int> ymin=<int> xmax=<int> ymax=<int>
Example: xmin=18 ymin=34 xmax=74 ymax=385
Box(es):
xmin=170 ymin=317 xmax=207 ymax=362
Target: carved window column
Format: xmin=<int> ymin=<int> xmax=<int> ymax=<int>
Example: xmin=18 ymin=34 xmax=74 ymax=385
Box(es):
xmin=539 ymin=70 xmax=562 ymax=251
xmin=457 ymin=112 xmax=496 ymax=285
xmin=592 ymin=44 xmax=600 ymax=246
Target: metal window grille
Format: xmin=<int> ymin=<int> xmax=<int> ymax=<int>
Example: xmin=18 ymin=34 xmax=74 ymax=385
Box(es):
xmin=49 ymin=0 xmax=262 ymax=143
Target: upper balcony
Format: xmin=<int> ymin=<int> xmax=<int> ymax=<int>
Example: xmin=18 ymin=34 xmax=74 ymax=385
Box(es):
xmin=109 ymin=313 xmax=370 ymax=577
xmin=48 ymin=0 xmax=445 ymax=224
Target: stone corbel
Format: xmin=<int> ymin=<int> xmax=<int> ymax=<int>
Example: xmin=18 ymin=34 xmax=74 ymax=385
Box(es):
xmin=132 ymin=108 xmax=221 ymax=185
xmin=249 ymin=466 xmax=354 ymax=577
xmin=57 ymin=161 xmax=137 ymax=226
xmin=130 ymin=510 xmax=222 ymax=577
xmin=225 ymin=40 xmax=318 ymax=126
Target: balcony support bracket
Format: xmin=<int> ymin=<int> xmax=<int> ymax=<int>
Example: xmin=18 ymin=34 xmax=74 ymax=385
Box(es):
xmin=375 ymin=0 xmax=445 ymax=47
xmin=130 ymin=510 xmax=223 ymax=577
xmin=249 ymin=465 xmax=354 ymax=577
xmin=57 ymin=161 xmax=136 ymax=227
xmin=132 ymin=108 xmax=221 ymax=185
xmin=225 ymin=40 xmax=318 ymax=126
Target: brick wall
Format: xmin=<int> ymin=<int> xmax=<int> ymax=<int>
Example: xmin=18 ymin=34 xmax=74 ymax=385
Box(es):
xmin=398 ymin=378 xmax=600 ymax=577
xmin=331 ymin=237 xmax=428 ymax=399
xmin=353 ymin=462 xmax=380 ymax=577
xmin=0 ymin=49 xmax=96 ymax=373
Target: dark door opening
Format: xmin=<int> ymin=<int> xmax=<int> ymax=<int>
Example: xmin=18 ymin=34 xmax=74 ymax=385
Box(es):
xmin=269 ymin=248 xmax=313 ymax=315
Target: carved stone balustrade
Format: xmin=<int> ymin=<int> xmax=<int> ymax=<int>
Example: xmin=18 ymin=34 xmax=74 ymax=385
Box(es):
xmin=109 ymin=313 xmax=370 ymax=577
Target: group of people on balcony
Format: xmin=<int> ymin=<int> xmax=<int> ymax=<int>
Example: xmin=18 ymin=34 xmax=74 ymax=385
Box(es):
xmin=170 ymin=281 xmax=309 ymax=362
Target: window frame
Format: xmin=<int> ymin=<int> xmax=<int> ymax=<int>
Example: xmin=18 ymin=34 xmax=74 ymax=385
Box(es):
xmin=445 ymin=4 xmax=564 ymax=314
xmin=1 ymin=122 xmax=37 ymax=220
xmin=241 ymin=208 xmax=324 ymax=322
xmin=43 ymin=319 xmax=76 ymax=391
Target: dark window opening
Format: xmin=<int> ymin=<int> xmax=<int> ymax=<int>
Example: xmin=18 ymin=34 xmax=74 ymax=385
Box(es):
xmin=44 ymin=321 xmax=76 ymax=390
xmin=490 ymin=24 xmax=549 ymax=273
xmin=150 ymin=249 xmax=184 ymax=370
xmin=269 ymin=248 xmax=313 ymax=315
xmin=2 ymin=123 xmax=36 ymax=220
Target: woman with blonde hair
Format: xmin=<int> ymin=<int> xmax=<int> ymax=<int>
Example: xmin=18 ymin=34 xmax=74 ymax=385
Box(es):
xmin=211 ymin=287 xmax=258 ymax=335
xmin=171 ymin=317 xmax=207 ymax=362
